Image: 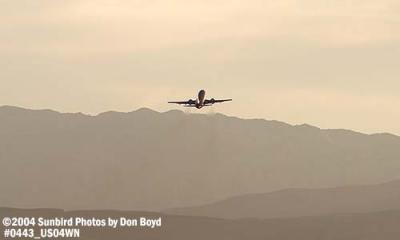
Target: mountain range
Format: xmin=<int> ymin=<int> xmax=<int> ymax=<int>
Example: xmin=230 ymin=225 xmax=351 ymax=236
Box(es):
xmin=1 ymin=105 xmax=400 ymax=211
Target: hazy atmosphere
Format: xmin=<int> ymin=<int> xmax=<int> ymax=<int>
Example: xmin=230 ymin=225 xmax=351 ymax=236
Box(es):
xmin=1 ymin=0 xmax=400 ymax=134
xmin=2 ymin=3 xmax=400 ymax=238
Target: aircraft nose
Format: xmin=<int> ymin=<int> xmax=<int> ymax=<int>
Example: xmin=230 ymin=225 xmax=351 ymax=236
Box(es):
xmin=198 ymin=89 xmax=206 ymax=98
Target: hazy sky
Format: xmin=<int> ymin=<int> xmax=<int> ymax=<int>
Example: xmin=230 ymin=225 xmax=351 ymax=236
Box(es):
xmin=1 ymin=0 xmax=400 ymax=134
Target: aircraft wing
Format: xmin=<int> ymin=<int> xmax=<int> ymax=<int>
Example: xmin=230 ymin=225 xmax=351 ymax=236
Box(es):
xmin=204 ymin=98 xmax=232 ymax=105
xmin=168 ymin=99 xmax=196 ymax=105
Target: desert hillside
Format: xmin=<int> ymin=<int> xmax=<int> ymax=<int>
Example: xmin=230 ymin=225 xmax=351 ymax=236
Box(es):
xmin=167 ymin=180 xmax=400 ymax=219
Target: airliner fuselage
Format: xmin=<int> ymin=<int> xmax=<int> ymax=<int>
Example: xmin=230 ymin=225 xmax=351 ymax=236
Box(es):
xmin=195 ymin=90 xmax=206 ymax=109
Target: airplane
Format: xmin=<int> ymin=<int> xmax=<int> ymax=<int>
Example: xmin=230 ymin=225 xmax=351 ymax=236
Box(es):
xmin=168 ymin=90 xmax=232 ymax=109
